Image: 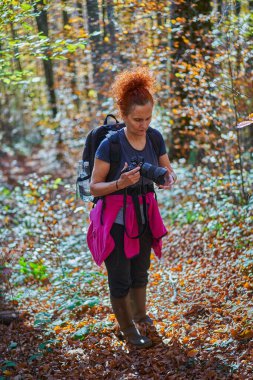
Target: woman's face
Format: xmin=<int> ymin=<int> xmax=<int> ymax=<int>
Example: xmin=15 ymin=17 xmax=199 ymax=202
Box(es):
xmin=123 ymin=102 xmax=153 ymax=136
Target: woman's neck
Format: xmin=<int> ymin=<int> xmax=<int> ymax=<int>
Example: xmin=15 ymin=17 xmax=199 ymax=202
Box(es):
xmin=124 ymin=128 xmax=146 ymax=150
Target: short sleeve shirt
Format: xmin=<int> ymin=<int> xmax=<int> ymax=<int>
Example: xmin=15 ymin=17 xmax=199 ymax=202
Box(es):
xmin=95 ymin=128 xmax=167 ymax=186
xmin=95 ymin=127 xmax=167 ymax=224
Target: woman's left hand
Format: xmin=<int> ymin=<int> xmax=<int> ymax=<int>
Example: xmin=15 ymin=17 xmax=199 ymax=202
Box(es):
xmin=157 ymin=168 xmax=177 ymax=190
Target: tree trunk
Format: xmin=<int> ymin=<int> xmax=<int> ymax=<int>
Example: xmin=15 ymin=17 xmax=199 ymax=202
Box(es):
xmin=0 ymin=310 xmax=19 ymax=325
xmin=217 ymin=0 xmax=223 ymax=14
xmin=106 ymin=0 xmax=116 ymax=55
xmin=9 ymin=14 xmax=22 ymax=72
xmin=102 ymin=0 xmax=107 ymax=40
xmin=169 ymin=0 xmax=213 ymax=159
xmin=62 ymin=0 xmax=80 ymax=110
xmin=34 ymin=0 xmax=57 ymax=118
xmin=235 ymin=1 xmax=241 ymax=76
xmin=0 ymin=272 xmax=19 ymax=325
xmin=86 ymin=0 xmax=103 ymax=87
xmin=247 ymin=0 xmax=253 ymax=141
xmin=235 ymin=0 xmax=241 ymax=15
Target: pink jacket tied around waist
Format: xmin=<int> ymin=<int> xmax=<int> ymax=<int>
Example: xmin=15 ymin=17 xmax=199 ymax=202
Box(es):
xmin=87 ymin=192 xmax=167 ymax=266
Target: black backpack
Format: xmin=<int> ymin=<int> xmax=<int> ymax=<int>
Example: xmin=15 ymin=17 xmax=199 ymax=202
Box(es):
xmin=82 ymin=114 xmax=125 ymax=183
xmin=77 ymin=114 xmax=160 ymax=202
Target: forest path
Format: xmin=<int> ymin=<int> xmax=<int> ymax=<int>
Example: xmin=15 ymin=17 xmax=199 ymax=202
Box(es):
xmin=0 ymin=153 xmax=252 ymax=379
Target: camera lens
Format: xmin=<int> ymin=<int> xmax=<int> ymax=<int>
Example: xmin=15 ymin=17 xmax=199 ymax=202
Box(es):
xmin=141 ymin=163 xmax=167 ymax=185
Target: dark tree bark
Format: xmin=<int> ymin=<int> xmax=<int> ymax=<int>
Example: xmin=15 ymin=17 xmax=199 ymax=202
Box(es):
xmin=0 ymin=310 xmax=19 ymax=325
xmin=0 ymin=270 xmax=19 ymax=325
xmin=62 ymin=0 xmax=80 ymax=110
xmin=86 ymin=0 xmax=103 ymax=86
xmin=217 ymin=0 xmax=223 ymax=14
xmin=34 ymin=0 xmax=57 ymax=118
xmin=235 ymin=1 xmax=242 ymax=76
xmin=235 ymin=0 xmax=241 ymax=15
xmin=156 ymin=1 xmax=169 ymax=102
xmin=169 ymin=0 xmax=213 ymax=159
xmin=9 ymin=20 xmax=22 ymax=71
xmin=247 ymin=1 xmax=253 ymax=141
xmin=101 ymin=0 xmax=117 ymax=61
xmin=76 ymin=0 xmax=85 ymax=28
xmin=102 ymin=0 xmax=107 ymax=40
xmin=86 ymin=0 xmax=116 ymax=101
xmin=106 ymin=0 xmax=116 ymax=51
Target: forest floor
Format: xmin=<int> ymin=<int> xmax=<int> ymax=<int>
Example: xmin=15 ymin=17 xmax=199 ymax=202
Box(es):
xmin=0 ymin=149 xmax=252 ymax=380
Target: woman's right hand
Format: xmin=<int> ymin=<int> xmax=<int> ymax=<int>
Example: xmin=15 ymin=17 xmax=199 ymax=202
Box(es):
xmin=117 ymin=162 xmax=141 ymax=189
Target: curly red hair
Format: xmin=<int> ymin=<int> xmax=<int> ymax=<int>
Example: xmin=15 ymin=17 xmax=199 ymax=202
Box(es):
xmin=111 ymin=68 xmax=156 ymax=117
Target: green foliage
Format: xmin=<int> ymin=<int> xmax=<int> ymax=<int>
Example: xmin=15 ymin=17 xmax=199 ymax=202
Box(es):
xmin=72 ymin=326 xmax=90 ymax=340
xmin=236 ymin=248 xmax=253 ymax=276
xmin=0 ymin=1 xmax=89 ymax=83
xmin=1 ymin=2 xmax=253 ymax=377
xmin=18 ymin=257 xmax=48 ymax=281
xmin=1 ymin=174 xmax=107 ymax=342
xmin=1 ymin=360 xmax=17 ymax=375
xmin=8 ymin=342 xmax=18 ymax=350
xmin=34 ymin=312 xmax=52 ymax=327
xmin=158 ymin=161 xmax=253 ymax=243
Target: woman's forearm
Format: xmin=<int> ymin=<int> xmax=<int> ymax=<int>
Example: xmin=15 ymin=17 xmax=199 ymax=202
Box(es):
xmin=90 ymin=180 xmax=120 ymax=197
xmin=90 ymin=164 xmax=141 ymax=197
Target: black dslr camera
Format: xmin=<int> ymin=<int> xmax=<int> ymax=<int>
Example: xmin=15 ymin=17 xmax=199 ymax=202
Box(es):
xmin=123 ymin=155 xmax=168 ymax=186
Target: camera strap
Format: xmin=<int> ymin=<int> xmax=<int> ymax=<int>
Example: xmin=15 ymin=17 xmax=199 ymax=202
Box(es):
xmin=123 ymin=182 xmax=148 ymax=240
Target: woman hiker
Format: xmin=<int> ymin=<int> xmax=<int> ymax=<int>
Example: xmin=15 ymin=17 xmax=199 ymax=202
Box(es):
xmin=88 ymin=68 xmax=177 ymax=348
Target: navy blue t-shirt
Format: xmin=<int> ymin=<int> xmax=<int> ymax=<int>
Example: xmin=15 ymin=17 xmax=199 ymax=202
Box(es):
xmin=95 ymin=128 xmax=166 ymax=186
xmin=95 ymin=127 xmax=167 ymax=224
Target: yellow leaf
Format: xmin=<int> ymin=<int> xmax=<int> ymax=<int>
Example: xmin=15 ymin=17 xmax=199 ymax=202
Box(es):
xmin=213 ymin=328 xmax=227 ymax=333
xmin=65 ymin=197 xmax=74 ymax=205
xmin=187 ymin=349 xmax=198 ymax=357
xmin=88 ymin=89 xmax=97 ymax=98
xmin=79 ymin=30 xmax=88 ymax=38
xmin=54 ymin=325 xmax=61 ymax=333
xmin=146 ymin=48 xmax=153 ymax=57
xmin=171 ymin=263 xmax=182 ymax=272
xmin=182 ymin=36 xmax=190 ymax=44
xmin=68 ymin=17 xmax=81 ymax=24
xmin=231 ymin=328 xmax=253 ymax=340
xmin=3 ymin=371 xmax=13 ymax=376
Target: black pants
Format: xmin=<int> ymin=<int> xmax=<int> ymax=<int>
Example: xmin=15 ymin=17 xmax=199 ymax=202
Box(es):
xmin=104 ymin=223 xmax=153 ymax=298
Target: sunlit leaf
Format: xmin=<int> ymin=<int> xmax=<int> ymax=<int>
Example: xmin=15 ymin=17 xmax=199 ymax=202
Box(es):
xmin=235 ymin=120 xmax=253 ymax=129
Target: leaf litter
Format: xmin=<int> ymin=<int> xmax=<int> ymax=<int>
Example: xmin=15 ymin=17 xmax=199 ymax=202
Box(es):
xmin=0 ymin=162 xmax=252 ymax=379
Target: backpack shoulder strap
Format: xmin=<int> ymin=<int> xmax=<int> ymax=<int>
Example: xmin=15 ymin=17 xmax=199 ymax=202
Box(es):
xmin=82 ymin=125 xmax=109 ymax=172
xmin=106 ymin=127 xmax=161 ymax=181
xmin=82 ymin=129 xmax=93 ymax=162
xmin=106 ymin=131 xmax=121 ymax=181
xmin=147 ymin=127 xmax=160 ymax=158
xmin=108 ymin=132 xmax=121 ymax=162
